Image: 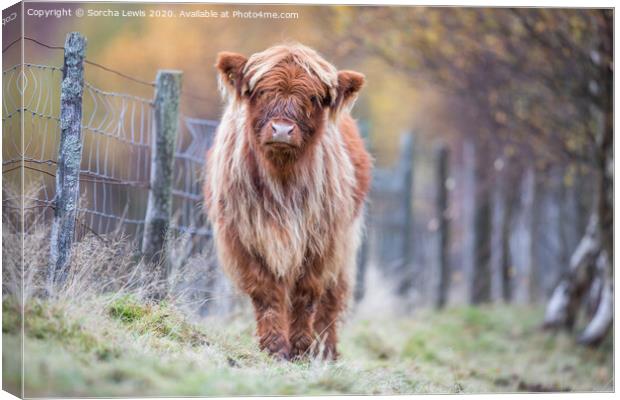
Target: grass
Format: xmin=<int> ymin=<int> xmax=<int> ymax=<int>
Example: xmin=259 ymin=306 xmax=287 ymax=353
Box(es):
xmin=2 ymin=295 xmax=613 ymax=397
xmin=1 ymin=213 xmax=612 ymax=397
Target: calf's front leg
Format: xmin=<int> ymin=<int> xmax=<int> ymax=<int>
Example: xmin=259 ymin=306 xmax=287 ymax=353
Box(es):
xmin=289 ymin=270 xmax=323 ymax=360
xmin=313 ymin=273 xmax=348 ymax=360
xmin=242 ymin=260 xmax=290 ymax=360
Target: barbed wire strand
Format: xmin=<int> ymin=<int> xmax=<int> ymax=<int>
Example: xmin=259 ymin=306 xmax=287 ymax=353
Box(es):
xmin=7 ymin=36 xmax=154 ymax=88
xmin=24 ymin=36 xmax=65 ymax=50
xmin=84 ymin=60 xmax=156 ymax=88
xmin=2 ymin=37 xmax=21 ymax=53
xmin=16 ymin=38 xmax=212 ymax=104
xmin=4 ymin=36 xmax=213 ymax=104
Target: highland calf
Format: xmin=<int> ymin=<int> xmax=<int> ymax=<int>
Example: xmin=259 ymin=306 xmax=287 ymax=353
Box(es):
xmin=204 ymin=43 xmax=371 ymax=360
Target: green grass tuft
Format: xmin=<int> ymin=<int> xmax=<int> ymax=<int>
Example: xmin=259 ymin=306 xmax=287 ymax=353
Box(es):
xmin=2 ymin=298 xmax=20 ymax=334
xmin=108 ymin=295 xmax=209 ymax=347
xmin=108 ymin=295 xmax=147 ymax=323
xmin=402 ymin=332 xmax=439 ymax=363
xmin=461 ymin=306 xmax=495 ymax=332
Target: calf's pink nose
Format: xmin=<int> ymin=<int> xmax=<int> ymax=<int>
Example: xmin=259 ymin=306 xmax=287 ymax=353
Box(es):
xmin=271 ymin=122 xmax=294 ymax=138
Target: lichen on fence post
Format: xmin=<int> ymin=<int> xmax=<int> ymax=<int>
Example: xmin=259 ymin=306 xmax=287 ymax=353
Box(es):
xmin=141 ymin=70 xmax=182 ymax=272
xmin=48 ymin=32 xmax=87 ymax=290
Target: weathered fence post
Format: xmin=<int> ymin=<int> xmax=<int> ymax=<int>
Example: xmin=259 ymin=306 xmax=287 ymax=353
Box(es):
xmin=354 ymin=217 xmax=370 ymax=303
xmin=354 ymin=122 xmax=372 ymax=303
xmin=48 ymin=32 xmax=87 ymax=290
xmin=397 ymin=133 xmax=415 ymax=296
xmin=142 ymin=70 xmax=182 ymax=270
xmin=434 ymin=145 xmax=450 ymax=309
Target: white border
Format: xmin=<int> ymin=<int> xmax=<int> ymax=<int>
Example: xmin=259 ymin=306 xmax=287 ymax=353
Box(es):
xmin=0 ymin=1 xmax=616 ymax=400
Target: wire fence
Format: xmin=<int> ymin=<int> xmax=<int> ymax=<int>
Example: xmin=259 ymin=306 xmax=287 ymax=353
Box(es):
xmin=3 ymin=63 xmax=63 ymax=233
xmin=2 ymin=35 xmax=217 ymax=256
xmin=171 ymin=117 xmax=217 ymax=238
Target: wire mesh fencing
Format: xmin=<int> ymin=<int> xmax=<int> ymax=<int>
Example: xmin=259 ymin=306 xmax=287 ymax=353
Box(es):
xmin=171 ymin=116 xmax=217 ymax=237
xmin=3 ymin=63 xmax=64 ymax=233
xmin=2 ymin=33 xmax=218 ymax=262
xmin=79 ymin=81 xmax=154 ymax=238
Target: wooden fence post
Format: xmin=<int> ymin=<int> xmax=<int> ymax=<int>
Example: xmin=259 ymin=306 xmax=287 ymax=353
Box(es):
xmin=397 ymin=133 xmax=415 ymax=295
xmin=354 ymin=121 xmax=371 ymax=303
xmin=141 ymin=70 xmax=182 ymax=269
xmin=48 ymin=32 xmax=87 ymax=289
xmin=435 ymin=145 xmax=450 ymax=309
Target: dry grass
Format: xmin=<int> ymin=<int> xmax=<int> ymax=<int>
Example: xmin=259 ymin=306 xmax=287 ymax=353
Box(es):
xmin=1 ymin=189 xmax=614 ymax=397
xmin=2 ymin=183 xmax=235 ymax=312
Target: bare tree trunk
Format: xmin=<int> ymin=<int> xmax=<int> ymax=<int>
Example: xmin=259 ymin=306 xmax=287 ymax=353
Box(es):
xmin=597 ymin=10 xmax=614 ymax=270
xmin=434 ymin=146 xmax=450 ymax=309
xmin=543 ymin=12 xmax=612 ymax=344
xmin=579 ymin=78 xmax=613 ymax=345
xmin=585 ymin=260 xmax=604 ymax=318
xmin=542 ymin=135 xmax=612 ymax=343
xmin=500 ymin=171 xmax=518 ymax=303
xmin=528 ymin=169 xmax=544 ymax=303
xmin=543 ymin=214 xmax=600 ymax=330
xmin=580 ymin=129 xmax=613 ymax=344
xmin=579 ymin=251 xmax=612 ymax=345
xmin=470 ymin=141 xmax=492 ymax=304
xmin=579 ymin=9 xmax=614 ymax=346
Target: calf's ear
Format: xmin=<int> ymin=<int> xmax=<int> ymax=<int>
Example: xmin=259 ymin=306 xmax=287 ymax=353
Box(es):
xmin=335 ymin=70 xmax=365 ymax=111
xmin=215 ymin=52 xmax=247 ymax=98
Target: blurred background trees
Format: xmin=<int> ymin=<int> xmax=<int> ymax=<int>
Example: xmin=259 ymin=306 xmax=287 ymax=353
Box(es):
xmin=332 ymin=7 xmax=612 ymax=345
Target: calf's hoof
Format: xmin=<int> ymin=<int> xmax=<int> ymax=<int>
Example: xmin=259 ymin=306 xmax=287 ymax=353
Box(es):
xmin=321 ymin=344 xmax=339 ymax=361
xmin=290 ymin=333 xmax=315 ymax=360
xmin=259 ymin=333 xmax=290 ymax=361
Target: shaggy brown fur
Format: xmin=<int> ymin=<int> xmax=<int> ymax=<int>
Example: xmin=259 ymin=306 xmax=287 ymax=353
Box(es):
xmin=205 ymin=43 xmax=371 ymax=360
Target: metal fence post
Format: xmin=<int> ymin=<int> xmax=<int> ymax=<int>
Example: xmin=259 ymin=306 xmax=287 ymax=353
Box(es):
xmin=48 ymin=32 xmax=87 ymax=289
xmin=142 ymin=70 xmax=182 ymax=268
xmin=435 ymin=145 xmax=450 ymax=309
